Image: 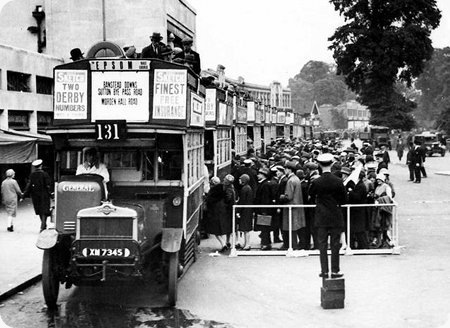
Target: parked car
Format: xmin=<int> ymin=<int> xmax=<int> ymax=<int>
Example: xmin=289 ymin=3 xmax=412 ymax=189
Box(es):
xmin=414 ymin=132 xmax=446 ymax=157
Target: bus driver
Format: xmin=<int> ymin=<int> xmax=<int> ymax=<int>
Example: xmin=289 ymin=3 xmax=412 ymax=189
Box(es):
xmin=76 ymin=147 xmax=110 ymax=195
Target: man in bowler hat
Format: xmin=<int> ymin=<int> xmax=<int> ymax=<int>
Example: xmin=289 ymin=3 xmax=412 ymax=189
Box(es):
xmin=141 ymin=32 xmax=166 ymax=59
xmin=309 ymin=153 xmax=347 ymax=278
xmin=70 ymin=48 xmax=84 ymax=61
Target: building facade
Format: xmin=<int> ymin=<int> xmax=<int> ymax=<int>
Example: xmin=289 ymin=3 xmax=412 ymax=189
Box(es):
xmin=0 ymin=0 xmax=197 ymax=134
xmin=317 ymin=100 xmax=370 ymax=131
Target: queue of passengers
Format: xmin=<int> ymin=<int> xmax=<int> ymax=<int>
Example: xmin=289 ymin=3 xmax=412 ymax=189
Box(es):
xmin=203 ymin=138 xmax=396 ymax=253
xmin=70 ymin=32 xmax=201 ymax=75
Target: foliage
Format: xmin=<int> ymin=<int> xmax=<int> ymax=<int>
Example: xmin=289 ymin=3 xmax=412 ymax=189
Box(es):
xmin=288 ymin=60 xmax=356 ymax=114
xmin=295 ymin=61 xmax=330 ymax=84
xmin=328 ymin=0 xmax=441 ymax=130
xmin=415 ymin=47 xmax=450 ymax=131
xmin=330 ymin=108 xmax=348 ymax=129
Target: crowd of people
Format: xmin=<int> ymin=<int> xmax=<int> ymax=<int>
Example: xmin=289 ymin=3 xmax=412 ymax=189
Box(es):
xmin=202 ymin=137 xmax=399 ymax=254
xmin=69 ymin=31 xmax=201 ymax=75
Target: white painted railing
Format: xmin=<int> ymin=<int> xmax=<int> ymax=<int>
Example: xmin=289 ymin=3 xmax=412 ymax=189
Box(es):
xmin=230 ymin=202 xmax=400 ymax=257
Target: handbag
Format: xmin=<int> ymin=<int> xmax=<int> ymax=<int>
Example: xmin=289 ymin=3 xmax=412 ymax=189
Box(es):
xmin=256 ymin=214 xmax=272 ymax=226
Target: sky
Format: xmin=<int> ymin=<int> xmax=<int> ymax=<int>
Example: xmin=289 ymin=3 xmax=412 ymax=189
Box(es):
xmin=0 ymin=0 xmax=447 ymax=87
xmin=189 ymin=0 xmax=450 ymax=87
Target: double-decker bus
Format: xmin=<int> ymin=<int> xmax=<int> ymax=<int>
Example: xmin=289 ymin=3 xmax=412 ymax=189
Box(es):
xmin=204 ymin=85 xmax=233 ymax=179
xmin=38 ymin=42 xmax=205 ymax=308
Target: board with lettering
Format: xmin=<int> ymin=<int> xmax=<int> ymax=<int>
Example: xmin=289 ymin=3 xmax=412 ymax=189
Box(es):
xmin=54 ymin=70 xmax=88 ymax=120
xmin=91 ymin=71 xmax=149 ymax=122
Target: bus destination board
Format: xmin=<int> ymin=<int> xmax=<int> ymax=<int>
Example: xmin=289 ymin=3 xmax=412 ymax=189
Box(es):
xmin=91 ymin=71 xmax=150 ymax=122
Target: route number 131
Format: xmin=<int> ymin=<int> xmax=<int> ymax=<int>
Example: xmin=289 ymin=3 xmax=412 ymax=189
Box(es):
xmin=95 ymin=120 xmax=126 ymax=140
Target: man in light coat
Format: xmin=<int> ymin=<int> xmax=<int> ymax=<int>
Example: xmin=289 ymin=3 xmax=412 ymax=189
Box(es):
xmin=280 ymin=161 xmax=306 ymax=250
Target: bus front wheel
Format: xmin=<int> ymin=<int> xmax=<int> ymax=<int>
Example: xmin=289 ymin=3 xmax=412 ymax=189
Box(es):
xmin=42 ymin=249 xmax=60 ymax=310
xmin=167 ymin=251 xmax=179 ymax=306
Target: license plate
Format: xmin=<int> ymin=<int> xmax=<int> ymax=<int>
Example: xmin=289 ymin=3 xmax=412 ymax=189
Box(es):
xmin=81 ymin=248 xmax=131 ymax=257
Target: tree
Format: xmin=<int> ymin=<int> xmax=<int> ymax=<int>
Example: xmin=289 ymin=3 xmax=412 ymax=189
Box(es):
xmin=415 ymin=47 xmax=450 ymax=130
xmin=330 ymin=108 xmax=348 ymax=129
xmin=296 ymin=60 xmax=331 ymax=84
xmin=314 ymin=77 xmax=349 ymax=106
xmin=329 ymin=0 xmax=441 ymax=130
xmin=289 ymin=61 xmax=356 ymax=114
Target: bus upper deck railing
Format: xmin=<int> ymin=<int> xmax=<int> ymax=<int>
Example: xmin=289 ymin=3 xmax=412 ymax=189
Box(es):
xmin=230 ymin=202 xmax=400 ymax=257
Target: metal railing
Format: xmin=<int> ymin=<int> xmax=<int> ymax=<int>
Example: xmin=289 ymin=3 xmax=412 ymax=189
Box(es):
xmin=230 ymin=202 xmax=399 ymax=257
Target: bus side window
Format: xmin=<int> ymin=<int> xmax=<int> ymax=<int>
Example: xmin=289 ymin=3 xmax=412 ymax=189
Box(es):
xmin=143 ymin=151 xmax=155 ymax=181
xmin=158 ymin=150 xmax=182 ymax=180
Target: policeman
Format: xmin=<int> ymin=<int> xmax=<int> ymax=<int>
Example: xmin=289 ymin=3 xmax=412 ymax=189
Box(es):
xmin=309 ymin=153 xmax=347 ymax=279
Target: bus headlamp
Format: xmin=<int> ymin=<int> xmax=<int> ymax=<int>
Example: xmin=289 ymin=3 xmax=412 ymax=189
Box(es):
xmin=172 ymin=196 xmax=182 ymax=207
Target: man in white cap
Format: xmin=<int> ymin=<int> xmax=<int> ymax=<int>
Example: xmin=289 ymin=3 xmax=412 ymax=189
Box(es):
xmin=23 ymin=159 xmax=52 ymax=232
xmin=309 ymin=153 xmax=347 ymax=279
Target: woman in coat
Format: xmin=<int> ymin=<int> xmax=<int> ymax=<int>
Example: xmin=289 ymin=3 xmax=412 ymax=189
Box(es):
xmin=222 ymin=174 xmax=237 ymax=250
xmin=205 ymin=177 xmax=227 ymax=251
xmin=1 ymin=169 xmax=23 ymax=232
xmin=236 ymin=174 xmax=253 ymax=250
xmin=348 ymin=170 xmax=369 ymax=249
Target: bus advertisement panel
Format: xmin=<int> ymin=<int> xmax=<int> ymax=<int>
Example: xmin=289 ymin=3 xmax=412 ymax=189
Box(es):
xmin=54 ymin=70 xmax=88 ymax=120
xmin=152 ymin=69 xmax=187 ymax=120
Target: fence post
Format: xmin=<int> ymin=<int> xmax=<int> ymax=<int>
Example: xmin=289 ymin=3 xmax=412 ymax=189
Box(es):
xmin=286 ymin=205 xmax=294 ymax=256
xmin=230 ymin=205 xmax=237 ymax=257
xmin=345 ymin=205 xmax=353 ymax=255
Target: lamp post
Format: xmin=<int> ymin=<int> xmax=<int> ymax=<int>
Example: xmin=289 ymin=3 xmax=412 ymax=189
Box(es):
xmin=28 ymin=5 xmax=46 ymax=53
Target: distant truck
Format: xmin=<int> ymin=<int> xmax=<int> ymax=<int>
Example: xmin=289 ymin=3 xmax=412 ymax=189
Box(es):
xmin=413 ymin=132 xmax=446 ymax=157
xmin=359 ymin=126 xmax=391 ymax=150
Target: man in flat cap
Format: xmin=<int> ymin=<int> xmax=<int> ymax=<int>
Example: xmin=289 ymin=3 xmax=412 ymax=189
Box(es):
xmin=173 ymin=37 xmax=201 ymax=75
xmin=23 ymin=159 xmax=52 ymax=232
xmin=254 ymin=168 xmax=275 ymax=250
xmin=141 ymin=32 xmax=166 ymax=59
xmin=309 ymin=153 xmax=347 ymax=279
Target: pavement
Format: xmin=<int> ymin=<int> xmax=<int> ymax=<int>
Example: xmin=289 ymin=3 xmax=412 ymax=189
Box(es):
xmin=0 ymin=147 xmax=447 ymax=307
xmin=0 ymin=198 xmax=42 ymax=301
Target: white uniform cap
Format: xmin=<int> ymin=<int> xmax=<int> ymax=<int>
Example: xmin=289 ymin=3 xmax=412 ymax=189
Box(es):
xmin=32 ymin=159 xmax=43 ymax=167
xmin=316 ymin=153 xmax=334 ymax=165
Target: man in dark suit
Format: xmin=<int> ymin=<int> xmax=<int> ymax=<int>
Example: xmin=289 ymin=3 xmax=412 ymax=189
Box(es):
xmin=406 ymin=143 xmax=415 ymax=181
xmin=412 ymin=140 xmax=424 ymax=183
xmin=141 ymin=32 xmax=166 ymax=59
xmin=309 ymin=153 xmax=347 ymax=279
xmin=173 ymin=37 xmax=201 ymax=75
xmin=23 ymin=159 xmax=52 ymax=232
xmin=254 ymin=168 xmax=275 ymax=250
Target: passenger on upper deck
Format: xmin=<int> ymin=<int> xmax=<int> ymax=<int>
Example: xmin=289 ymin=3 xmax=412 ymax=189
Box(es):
xmin=173 ymin=37 xmax=201 ymax=75
xmin=70 ymin=48 xmax=84 ymax=61
xmin=141 ymin=32 xmax=166 ymax=59
xmin=123 ymin=45 xmax=139 ymax=59
xmin=76 ymin=147 xmax=110 ymax=187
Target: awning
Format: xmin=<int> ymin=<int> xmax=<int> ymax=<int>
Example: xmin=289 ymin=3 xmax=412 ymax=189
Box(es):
xmin=0 ymin=129 xmax=52 ymax=164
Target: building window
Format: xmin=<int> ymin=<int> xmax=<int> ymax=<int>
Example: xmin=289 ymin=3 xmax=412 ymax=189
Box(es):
xmin=36 ymin=76 xmax=53 ymax=95
xmin=8 ymin=110 xmax=30 ymax=130
xmin=7 ymin=71 xmax=31 ymax=92
xmin=37 ymin=112 xmax=53 ymax=130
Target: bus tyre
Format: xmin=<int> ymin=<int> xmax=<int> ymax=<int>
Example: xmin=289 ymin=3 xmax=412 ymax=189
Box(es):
xmin=42 ymin=249 xmax=59 ymax=310
xmin=168 ymin=251 xmax=179 ymax=306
